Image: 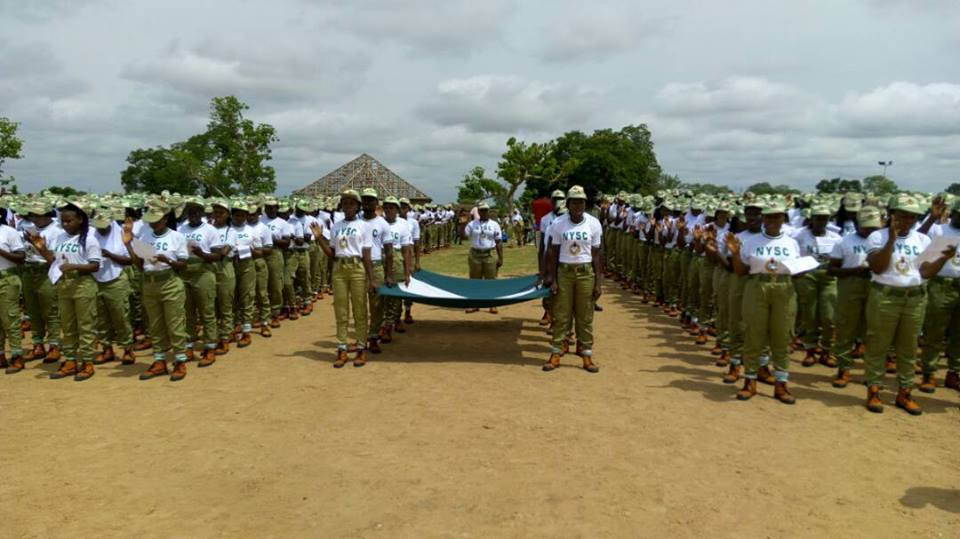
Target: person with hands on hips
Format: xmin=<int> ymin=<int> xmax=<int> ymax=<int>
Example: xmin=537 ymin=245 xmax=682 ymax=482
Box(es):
xmin=542 ymin=185 xmax=603 ymax=374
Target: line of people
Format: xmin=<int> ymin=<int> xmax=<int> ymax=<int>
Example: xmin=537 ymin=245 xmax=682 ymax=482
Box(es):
xmin=0 ymin=188 xmax=454 ymax=381
xmin=601 ymin=189 xmax=959 ymax=415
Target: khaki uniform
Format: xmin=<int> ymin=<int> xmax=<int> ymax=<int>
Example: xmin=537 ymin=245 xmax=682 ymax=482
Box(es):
xmin=97 ymin=272 xmax=134 ymax=349
xmin=0 ymin=269 xmax=22 ymax=356
xmin=333 ymin=258 xmax=368 ymax=346
xmin=57 ymin=273 xmax=99 ymax=362
xmin=468 ymin=248 xmax=498 ymax=279
xmin=742 ymin=275 xmax=797 ymax=380
xmin=551 ymin=263 xmax=596 ymax=354
xmin=863 ymin=283 xmax=926 ymax=388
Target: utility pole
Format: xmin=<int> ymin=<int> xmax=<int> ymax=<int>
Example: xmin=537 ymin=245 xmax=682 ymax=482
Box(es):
xmin=878 ymin=160 xmax=893 ymax=178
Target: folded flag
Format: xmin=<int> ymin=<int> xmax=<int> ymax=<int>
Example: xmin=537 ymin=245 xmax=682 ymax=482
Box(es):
xmin=378 ymin=270 xmax=550 ymax=308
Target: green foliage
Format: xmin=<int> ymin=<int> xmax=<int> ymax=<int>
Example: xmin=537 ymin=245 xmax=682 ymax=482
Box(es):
xmin=457 ymin=166 xmax=505 ymax=205
xmin=122 ymin=96 xmax=277 ymax=195
xmin=0 ymin=117 xmax=24 ymax=190
xmin=45 ymin=186 xmax=87 ymax=197
xmin=496 ymin=137 xmax=573 ymax=217
xmin=945 ymin=183 xmax=960 ymax=196
xmin=745 ymin=182 xmax=798 ymax=196
xmin=656 ymin=173 xmax=682 ymax=191
xmin=862 ymin=175 xmax=898 ymax=194
xmin=816 ymin=178 xmax=863 ymax=193
xmin=678 ymin=182 xmax=731 ymax=195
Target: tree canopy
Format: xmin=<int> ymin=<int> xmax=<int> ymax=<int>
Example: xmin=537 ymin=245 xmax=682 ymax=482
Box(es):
xmin=862 ymin=175 xmax=898 ymax=194
xmin=0 ymin=117 xmax=24 ymax=193
xmin=122 ymin=96 xmax=277 ymax=196
xmin=456 ymin=166 xmax=505 ymax=205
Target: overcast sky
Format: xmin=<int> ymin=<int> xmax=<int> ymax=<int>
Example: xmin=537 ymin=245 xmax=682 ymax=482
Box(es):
xmin=1 ymin=0 xmax=958 ymax=201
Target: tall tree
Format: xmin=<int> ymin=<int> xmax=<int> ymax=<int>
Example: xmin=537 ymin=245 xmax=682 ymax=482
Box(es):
xmin=746 ymin=182 xmax=796 ymax=195
xmin=121 ymin=147 xmax=205 ymax=194
xmin=497 ymin=137 xmax=572 ymax=218
xmin=457 ymin=166 xmax=504 ymax=205
xmin=862 ymin=175 xmax=898 ymax=194
xmin=945 ymin=183 xmax=960 ymax=196
xmin=0 ymin=117 xmax=24 ymax=194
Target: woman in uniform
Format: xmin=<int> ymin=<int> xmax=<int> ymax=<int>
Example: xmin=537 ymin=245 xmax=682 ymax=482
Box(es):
xmin=230 ymin=199 xmax=260 ymax=348
xmin=210 ymin=199 xmax=237 ymax=354
xmin=542 ymin=186 xmax=602 ymax=373
xmin=0 ymin=208 xmax=26 ymax=374
xmin=247 ymin=203 xmax=274 ymax=338
xmin=125 ymin=201 xmax=191 ymax=381
xmin=464 ymin=202 xmax=503 ymax=314
xmin=381 ymin=196 xmax=413 ymax=343
xmin=793 ymin=204 xmax=842 ymax=367
xmin=313 ymin=190 xmax=375 ymax=368
xmin=726 ymin=198 xmax=800 ymax=404
xmin=92 ymin=204 xmax=136 ymax=367
xmin=177 ymin=198 xmax=222 ymax=366
xmin=29 ymin=202 xmax=101 ymax=381
xmin=21 ymin=201 xmax=63 ymax=364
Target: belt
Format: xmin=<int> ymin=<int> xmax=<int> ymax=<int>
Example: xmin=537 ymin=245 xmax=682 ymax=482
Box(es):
xmin=62 ymin=271 xmax=94 ymax=281
xmin=751 ymin=274 xmax=792 ymax=282
xmin=23 ymin=263 xmax=49 ymax=273
xmin=871 ymin=282 xmax=925 ymax=297
xmin=97 ymin=275 xmax=123 ymax=285
xmin=143 ymin=269 xmax=175 ymax=284
xmin=471 ymin=248 xmax=494 ymax=254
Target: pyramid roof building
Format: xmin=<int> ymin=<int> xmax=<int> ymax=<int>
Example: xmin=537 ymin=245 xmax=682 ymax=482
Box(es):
xmin=294 ymin=153 xmax=432 ymax=204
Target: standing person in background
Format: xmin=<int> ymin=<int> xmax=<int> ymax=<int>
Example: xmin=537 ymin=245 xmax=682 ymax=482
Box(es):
xmin=511 ymin=208 xmax=525 ymax=248
xmin=0 ymin=208 xmax=28 ymax=374
xmin=360 ymin=188 xmax=395 ymax=353
xmin=400 ymin=198 xmax=421 ymax=328
xmin=918 ymin=197 xmax=960 ymax=394
xmin=124 ymin=202 xmax=191 ymax=382
xmin=93 ymin=204 xmax=136 ymax=367
xmin=828 ymin=206 xmax=881 ymax=388
xmin=178 ymin=198 xmax=222 ymax=366
xmin=314 ymin=190 xmax=375 ymax=368
xmin=464 ymin=202 xmax=503 ymax=315
xmin=210 ymin=199 xmax=237 ymax=355
xmin=863 ymin=194 xmax=931 ymax=415
xmin=248 ymin=204 xmax=274 ymax=338
xmin=793 ymin=204 xmax=842 ymax=368
xmin=261 ymin=198 xmax=290 ymax=329
xmin=381 ymin=196 xmax=413 ymax=343
xmin=537 ymin=190 xmax=566 ymax=326
xmin=230 ymin=200 xmax=260 ymax=348
xmin=21 ymin=200 xmax=63 ymax=365
xmin=542 ymin=186 xmax=603 ymax=373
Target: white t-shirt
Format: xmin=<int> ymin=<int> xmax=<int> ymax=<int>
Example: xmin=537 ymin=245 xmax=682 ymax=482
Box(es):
xmin=465 ymin=219 xmax=502 ymax=250
xmin=50 ymin=230 xmax=101 ymax=269
xmin=928 ymin=224 xmax=960 ymax=278
xmin=539 ymin=212 xmax=559 ymax=238
xmin=406 ymin=216 xmax=421 ymax=242
xmin=26 ymin=223 xmax=63 ymax=264
xmin=213 ymin=225 xmax=237 ymax=258
xmin=262 ymin=216 xmax=292 ymax=243
xmin=0 ymin=224 xmax=25 ymax=271
xmin=363 ymin=215 xmax=394 ymax=262
xmin=740 ymin=232 xmax=801 ymax=275
xmin=549 ymin=213 xmax=602 ymax=264
xmin=330 ymin=218 xmax=372 ymax=258
xmin=385 ymin=218 xmax=413 ymax=251
xmin=829 ymin=233 xmax=872 ymax=270
xmin=793 ymin=228 xmax=842 ymax=267
xmin=94 ymin=223 xmax=126 ymax=282
xmin=178 ymin=222 xmax=221 ymax=259
xmin=139 ymin=229 xmax=188 ymax=273
xmin=866 ymin=229 xmax=931 ymax=287
xmin=250 ymin=221 xmax=274 ymax=249
xmin=232 ymin=223 xmax=262 ymax=260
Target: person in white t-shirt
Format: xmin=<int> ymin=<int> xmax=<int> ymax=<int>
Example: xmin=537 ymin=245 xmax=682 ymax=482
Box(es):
xmin=542 ymin=185 xmax=602 ymax=373
xmin=261 ymin=198 xmax=291 ymax=326
xmin=178 ymin=200 xmax=223 ymax=366
xmin=792 ymin=205 xmax=843 ymax=367
xmin=125 ymin=201 xmax=191 ymax=382
xmin=247 ymin=205 xmax=275 ymax=338
xmin=211 ymin=200 xmax=238 ymax=351
xmin=93 ymin=205 xmax=136 ymax=367
xmin=463 ymin=202 xmax=503 ymax=314
xmin=380 ymin=196 xmax=414 ymax=342
xmin=726 ymin=198 xmax=800 ymax=405
xmin=231 ymin=200 xmax=262 ymax=348
xmin=827 ymin=206 xmax=882 ymax=388
xmin=21 ymin=203 xmax=64 ymax=364
xmin=360 ymin=188 xmax=395 ymax=352
xmin=862 ymin=193 xmax=932 ymax=415
xmin=919 ymin=197 xmax=960 ymax=392
xmin=0 ymin=211 xmax=27 ymax=374
xmin=399 ymin=198 xmax=421 ymax=326
xmin=28 ymin=202 xmax=102 ymax=381
xmin=315 ymin=189 xmax=375 ymax=368
xmin=537 ymin=190 xmax=566 ymax=325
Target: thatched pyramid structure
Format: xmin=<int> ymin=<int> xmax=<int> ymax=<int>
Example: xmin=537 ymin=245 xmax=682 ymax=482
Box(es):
xmin=294 ymin=153 xmax=432 ymax=204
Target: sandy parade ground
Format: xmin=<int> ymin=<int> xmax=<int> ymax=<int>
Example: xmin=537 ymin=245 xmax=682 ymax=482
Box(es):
xmin=1 ymin=244 xmax=958 ymax=538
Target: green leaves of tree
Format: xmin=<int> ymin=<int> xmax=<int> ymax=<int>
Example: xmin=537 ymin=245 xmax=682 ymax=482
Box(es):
xmin=0 ymin=117 xmax=24 ymax=189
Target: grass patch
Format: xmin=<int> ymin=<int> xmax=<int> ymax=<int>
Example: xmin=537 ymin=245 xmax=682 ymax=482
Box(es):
xmin=419 ymin=242 xmax=540 ymax=277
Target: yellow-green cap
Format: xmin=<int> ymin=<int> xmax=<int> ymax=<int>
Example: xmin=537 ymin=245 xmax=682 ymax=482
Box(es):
xmin=383 ymin=195 xmax=400 ymax=207
xmin=360 ymin=187 xmax=379 ymax=200
xmin=399 ymin=197 xmax=411 ymax=206
xmin=761 ymin=197 xmax=788 ymax=215
xmin=888 ymin=193 xmax=924 ymax=215
xmin=142 ymin=203 xmax=170 ymax=224
xmin=567 ymin=185 xmax=587 ymax=200
xmin=341 ymin=189 xmax=361 ymax=203
xmin=857 ymin=206 xmax=882 ymax=228
xmin=810 ymin=204 xmax=832 ymax=217
xmin=230 ymin=199 xmax=251 ymax=213
xmin=478 ymin=201 xmax=490 ymax=210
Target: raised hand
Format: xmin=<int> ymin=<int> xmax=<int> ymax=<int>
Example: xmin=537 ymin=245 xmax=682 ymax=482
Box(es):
xmin=724 ymin=231 xmax=741 ymax=254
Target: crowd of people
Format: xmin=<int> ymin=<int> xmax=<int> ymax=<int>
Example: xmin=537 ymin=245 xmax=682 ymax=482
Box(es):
xmin=596 ymin=188 xmax=958 ymax=415
xmin=0 ymin=188 xmax=460 ymax=380
xmin=4 ymin=184 xmax=958 ymax=418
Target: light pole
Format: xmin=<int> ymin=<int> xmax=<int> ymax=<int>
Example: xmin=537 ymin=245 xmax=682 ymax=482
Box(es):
xmin=878 ymin=160 xmax=893 ymax=178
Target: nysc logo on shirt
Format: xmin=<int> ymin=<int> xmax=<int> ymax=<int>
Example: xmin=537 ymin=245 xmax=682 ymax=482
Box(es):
xmin=852 ymin=245 xmax=869 ymax=255
xmin=562 ymin=231 xmax=590 ymax=241
xmin=55 ymin=242 xmax=82 ymax=254
xmin=755 ymin=246 xmax=790 ymax=257
xmin=893 ymin=243 xmax=920 ymax=256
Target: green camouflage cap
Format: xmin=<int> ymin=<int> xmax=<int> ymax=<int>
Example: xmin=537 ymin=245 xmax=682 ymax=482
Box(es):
xmin=477 ymin=201 xmax=491 ymax=210
xmin=761 ymin=197 xmax=788 ymax=215
xmin=857 ymin=206 xmax=882 ymax=228
xmin=888 ymin=193 xmax=924 ymax=215
xmin=383 ymin=195 xmax=400 ymax=207
xmin=551 ymin=189 xmax=566 ymax=199
xmin=360 ymin=187 xmax=379 ymax=200
xmin=399 ymin=197 xmax=411 ymax=206
xmin=810 ymin=204 xmax=832 ymax=217
xmin=842 ymin=193 xmax=864 ymax=212
xmin=341 ymin=189 xmax=361 ymax=203
xmin=231 ymin=199 xmax=251 ymax=213
xmin=210 ymin=197 xmax=230 ymax=210
xmin=142 ymin=200 xmax=170 ymax=224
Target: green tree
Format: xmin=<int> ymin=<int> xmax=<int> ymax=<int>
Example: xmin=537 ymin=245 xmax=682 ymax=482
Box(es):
xmin=945 ymin=183 xmax=960 ymax=196
xmin=497 ymin=137 xmax=572 ymax=218
xmin=0 ymin=117 xmax=24 ymax=193
xmin=862 ymin=175 xmax=898 ymax=194
xmin=121 ymin=147 xmax=205 ymax=194
xmin=46 ymin=186 xmax=87 ymax=197
xmin=746 ymin=182 xmax=797 ymax=195
xmin=657 ymin=173 xmax=682 ymax=191
xmin=122 ymin=96 xmax=277 ymax=195
xmin=816 ymin=178 xmax=840 ymax=193
xmin=457 ymin=166 xmax=505 ymax=205
xmin=679 ymin=182 xmax=731 ymax=195
xmin=817 ymin=177 xmax=863 ymax=193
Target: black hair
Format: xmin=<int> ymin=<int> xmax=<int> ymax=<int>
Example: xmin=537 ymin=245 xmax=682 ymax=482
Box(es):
xmin=165 ymin=211 xmax=178 ymax=231
xmin=62 ymin=204 xmax=90 ymax=254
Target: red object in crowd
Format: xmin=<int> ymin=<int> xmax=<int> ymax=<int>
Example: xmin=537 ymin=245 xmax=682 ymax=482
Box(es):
xmin=531 ymin=197 xmax=552 ymax=231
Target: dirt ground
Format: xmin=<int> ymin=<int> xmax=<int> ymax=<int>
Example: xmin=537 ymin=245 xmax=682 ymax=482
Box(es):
xmin=2 ymin=275 xmax=959 ymax=537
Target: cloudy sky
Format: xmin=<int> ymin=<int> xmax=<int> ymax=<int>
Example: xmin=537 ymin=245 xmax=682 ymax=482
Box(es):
xmin=1 ymin=0 xmax=958 ymax=201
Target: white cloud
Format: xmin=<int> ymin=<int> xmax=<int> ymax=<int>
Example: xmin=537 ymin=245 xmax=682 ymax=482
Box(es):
xmin=538 ymin=5 xmax=663 ymax=62
xmin=833 ymin=82 xmax=960 ymax=137
xmin=418 ymin=75 xmax=604 ymax=133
